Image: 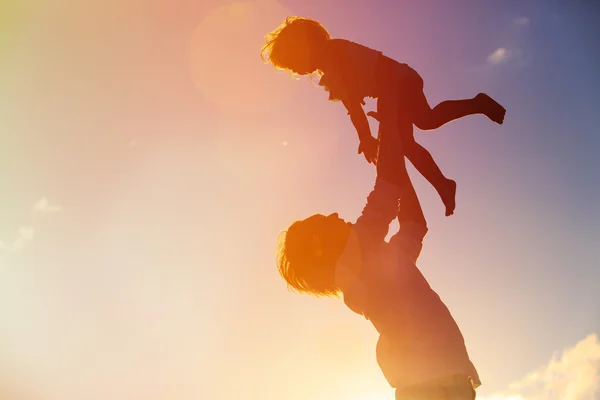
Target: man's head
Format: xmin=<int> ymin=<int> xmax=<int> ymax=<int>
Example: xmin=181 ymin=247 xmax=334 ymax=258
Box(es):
xmin=276 ymin=213 xmax=351 ymax=297
xmin=261 ymin=16 xmax=330 ymax=76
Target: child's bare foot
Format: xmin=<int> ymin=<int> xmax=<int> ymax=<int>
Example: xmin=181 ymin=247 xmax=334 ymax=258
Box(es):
xmin=440 ymin=179 xmax=457 ymax=217
xmin=476 ymin=93 xmax=506 ymax=124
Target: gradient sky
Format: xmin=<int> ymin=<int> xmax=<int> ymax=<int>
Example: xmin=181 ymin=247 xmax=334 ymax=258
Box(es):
xmin=1 ymin=0 xmax=599 ymax=399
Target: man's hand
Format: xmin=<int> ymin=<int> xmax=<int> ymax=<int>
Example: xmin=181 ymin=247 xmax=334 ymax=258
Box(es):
xmin=358 ymin=135 xmax=379 ymax=164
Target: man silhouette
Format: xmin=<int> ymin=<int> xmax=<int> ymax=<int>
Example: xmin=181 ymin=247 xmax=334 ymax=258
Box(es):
xmin=277 ymin=84 xmax=480 ymax=399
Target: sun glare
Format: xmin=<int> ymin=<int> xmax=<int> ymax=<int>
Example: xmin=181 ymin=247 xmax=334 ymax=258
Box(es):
xmin=188 ymin=0 xmax=292 ymax=113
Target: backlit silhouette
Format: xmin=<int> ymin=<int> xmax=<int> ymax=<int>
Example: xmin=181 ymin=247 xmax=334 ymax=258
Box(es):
xmin=262 ymin=16 xmax=506 ymax=216
xmin=266 ymin=16 xmax=497 ymax=400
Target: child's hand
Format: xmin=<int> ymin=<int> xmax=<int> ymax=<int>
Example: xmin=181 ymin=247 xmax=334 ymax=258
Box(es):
xmin=357 ymin=111 xmax=381 ymax=164
xmin=358 ymin=135 xmax=379 ymax=165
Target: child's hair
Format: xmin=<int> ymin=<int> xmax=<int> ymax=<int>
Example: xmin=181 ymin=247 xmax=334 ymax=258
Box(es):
xmin=261 ymin=16 xmax=330 ymax=77
xmin=276 ymin=220 xmax=340 ymax=297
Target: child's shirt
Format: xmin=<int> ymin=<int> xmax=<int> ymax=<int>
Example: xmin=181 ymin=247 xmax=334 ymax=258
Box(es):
xmin=318 ymin=39 xmax=383 ymax=103
xmin=333 ymin=178 xmax=481 ymax=391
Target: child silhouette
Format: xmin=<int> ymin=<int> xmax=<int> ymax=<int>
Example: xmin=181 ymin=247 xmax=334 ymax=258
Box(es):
xmin=262 ymin=16 xmax=506 ymax=216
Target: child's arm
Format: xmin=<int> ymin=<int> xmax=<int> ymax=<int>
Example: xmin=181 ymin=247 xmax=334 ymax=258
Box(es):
xmin=342 ymin=99 xmax=378 ymax=164
xmin=320 ymin=39 xmax=379 ymax=164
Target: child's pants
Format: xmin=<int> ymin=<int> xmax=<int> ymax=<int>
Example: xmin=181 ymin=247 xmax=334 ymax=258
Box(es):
xmin=395 ymin=374 xmax=476 ymax=400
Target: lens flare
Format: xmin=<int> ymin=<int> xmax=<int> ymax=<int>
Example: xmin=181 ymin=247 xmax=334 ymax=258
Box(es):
xmin=189 ymin=0 xmax=292 ymax=113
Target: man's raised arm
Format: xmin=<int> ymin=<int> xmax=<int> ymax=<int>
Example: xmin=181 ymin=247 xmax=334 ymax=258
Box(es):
xmin=353 ymin=92 xmax=412 ymax=244
xmin=390 ymin=174 xmax=429 ymax=264
xmin=398 ymin=176 xmax=426 ymax=227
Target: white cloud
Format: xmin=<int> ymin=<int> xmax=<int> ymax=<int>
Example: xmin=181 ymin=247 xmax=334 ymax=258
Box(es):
xmin=479 ymin=333 xmax=600 ymax=400
xmin=513 ymin=17 xmax=530 ymax=26
xmin=1 ymin=197 xmax=60 ymax=255
xmin=33 ymin=197 xmax=62 ymax=213
xmin=483 ymin=17 xmax=532 ymax=68
xmin=11 ymin=226 xmax=36 ymax=252
xmin=487 ymin=48 xmax=509 ymax=64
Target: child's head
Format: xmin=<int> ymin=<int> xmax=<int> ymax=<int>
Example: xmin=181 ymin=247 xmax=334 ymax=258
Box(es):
xmin=261 ymin=16 xmax=330 ymax=76
xmin=276 ymin=213 xmax=351 ymax=297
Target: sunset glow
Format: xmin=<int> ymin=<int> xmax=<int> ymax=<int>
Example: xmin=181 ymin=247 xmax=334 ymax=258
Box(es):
xmin=1 ymin=1 xmax=599 ymax=399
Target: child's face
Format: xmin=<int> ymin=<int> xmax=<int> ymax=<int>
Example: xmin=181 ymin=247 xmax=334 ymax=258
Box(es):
xmin=290 ymin=61 xmax=315 ymax=75
xmin=276 ymin=32 xmax=320 ymax=76
xmin=287 ymin=48 xmax=317 ymax=76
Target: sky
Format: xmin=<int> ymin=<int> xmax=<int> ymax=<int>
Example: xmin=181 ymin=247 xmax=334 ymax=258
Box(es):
xmin=0 ymin=0 xmax=599 ymax=399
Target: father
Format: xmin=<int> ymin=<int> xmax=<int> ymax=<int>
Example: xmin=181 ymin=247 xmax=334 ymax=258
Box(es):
xmin=276 ymin=87 xmax=480 ymax=399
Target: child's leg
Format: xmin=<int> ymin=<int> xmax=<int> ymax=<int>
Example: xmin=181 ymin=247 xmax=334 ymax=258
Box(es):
xmin=401 ymin=130 xmax=457 ymax=217
xmin=377 ymin=65 xmax=456 ymax=216
xmin=412 ymin=84 xmax=506 ymax=130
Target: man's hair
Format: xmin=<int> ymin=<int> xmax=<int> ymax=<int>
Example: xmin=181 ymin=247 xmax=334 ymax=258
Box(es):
xmin=261 ymin=16 xmax=330 ymax=76
xmin=276 ymin=219 xmax=340 ymax=297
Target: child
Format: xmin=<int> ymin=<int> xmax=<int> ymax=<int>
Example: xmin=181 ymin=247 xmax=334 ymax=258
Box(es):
xmin=276 ymin=99 xmax=480 ymax=399
xmin=262 ymin=16 xmax=506 ymax=216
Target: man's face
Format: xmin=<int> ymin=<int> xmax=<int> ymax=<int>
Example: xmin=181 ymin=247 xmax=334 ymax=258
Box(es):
xmin=302 ymin=213 xmax=346 ymax=231
xmin=301 ymin=213 xmax=349 ymax=255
